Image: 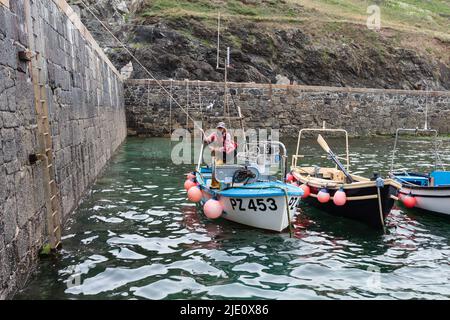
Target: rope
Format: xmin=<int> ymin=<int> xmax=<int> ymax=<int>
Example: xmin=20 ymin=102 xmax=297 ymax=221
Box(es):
xmin=375 ymin=177 xmax=386 ymax=234
xmin=78 ymin=0 xmax=205 ymax=135
xmin=169 ymin=79 xmax=173 ymax=134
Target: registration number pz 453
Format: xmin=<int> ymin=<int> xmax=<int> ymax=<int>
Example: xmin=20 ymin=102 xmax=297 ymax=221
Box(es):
xmin=229 ymin=197 xmax=298 ymax=212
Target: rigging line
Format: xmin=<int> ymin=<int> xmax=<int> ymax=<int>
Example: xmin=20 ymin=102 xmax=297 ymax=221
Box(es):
xmin=78 ymin=0 xmax=205 ymax=134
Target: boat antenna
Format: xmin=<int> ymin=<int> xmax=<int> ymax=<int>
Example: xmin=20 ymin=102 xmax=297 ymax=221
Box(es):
xmin=78 ymin=0 xmax=205 ymax=135
xmin=216 ymin=12 xmax=221 ymax=69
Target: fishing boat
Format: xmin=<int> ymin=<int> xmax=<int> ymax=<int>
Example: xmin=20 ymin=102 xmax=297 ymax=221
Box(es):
xmin=389 ymin=128 xmax=450 ymax=216
xmin=290 ymin=125 xmax=401 ymax=230
xmin=186 ymin=141 xmax=303 ymax=232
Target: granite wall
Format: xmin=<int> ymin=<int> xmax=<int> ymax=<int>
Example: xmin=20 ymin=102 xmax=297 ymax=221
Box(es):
xmin=0 ymin=0 xmax=126 ymax=298
xmin=125 ymin=79 xmax=450 ymax=137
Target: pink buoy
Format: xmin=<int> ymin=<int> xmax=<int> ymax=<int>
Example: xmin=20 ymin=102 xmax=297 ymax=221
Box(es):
xmin=286 ymin=173 xmax=295 ymax=182
xmin=403 ymin=195 xmax=416 ymax=208
xmin=187 ymin=173 xmax=196 ymax=180
xmin=333 ymin=189 xmax=347 ymax=206
xmin=317 ymin=189 xmax=330 ymax=203
xmin=203 ymin=199 xmax=223 ymax=219
xmin=300 ymin=184 xmax=311 ymax=199
xmin=184 ymin=179 xmax=197 ymax=191
xmin=187 ymin=186 xmax=202 ymax=203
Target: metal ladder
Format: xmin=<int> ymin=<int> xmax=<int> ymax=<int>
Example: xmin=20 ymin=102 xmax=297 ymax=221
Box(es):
xmin=25 ymin=2 xmax=62 ymax=250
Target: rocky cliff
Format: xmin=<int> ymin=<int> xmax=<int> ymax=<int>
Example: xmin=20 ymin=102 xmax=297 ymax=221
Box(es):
xmin=70 ymin=0 xmax=450 ymax=90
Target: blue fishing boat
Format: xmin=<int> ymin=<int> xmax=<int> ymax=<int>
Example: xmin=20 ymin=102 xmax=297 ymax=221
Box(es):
xmin=389 ymin=128 xmax=450 ymax=217
xmin=188 ymin=141 xmax=303 ymax=232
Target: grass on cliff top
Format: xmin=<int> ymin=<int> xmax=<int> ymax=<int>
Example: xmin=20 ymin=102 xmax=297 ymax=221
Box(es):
xmin=140 ymin=0 xmax=450 ymax=39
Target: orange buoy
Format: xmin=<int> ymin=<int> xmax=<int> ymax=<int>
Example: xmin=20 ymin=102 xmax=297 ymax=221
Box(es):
xmin=184 ymin=179 xmax=197 ymax=191
xmin=317 ymin=189 xmax=330 ymax=203
xmin=187 ymin=186 xmax=202 ymax=202
xmin=203 ymin=199 xmax=223 ymax=219
xmin=333 ymin=189 xmax=347 ymax=206
xmin=300 ymin=184 xmax=311 ymax=199
xmin=402 ymin=195 xmax=416 ymax=208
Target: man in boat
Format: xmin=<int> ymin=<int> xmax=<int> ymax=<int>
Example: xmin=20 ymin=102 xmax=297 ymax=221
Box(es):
xmin=204 ymin=122 xmax=237 ymax=164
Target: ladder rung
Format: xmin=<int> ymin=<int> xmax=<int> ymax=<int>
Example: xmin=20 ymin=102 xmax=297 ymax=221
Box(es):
xmin=40 ymin=100 xmax=45 ymax=103
xmin=47 ymin=163 xmax=53 ymax=168
xmin=53 ymin=226 xmax=60 ymax=234
xmin=41 ymin=115 xmax=47 ymax=119
xmin=43 ymin=132 xmax=49 ymax=136
xmin=52 ymin=210 xmax=58 ymax=218
xmin=49 ymin=180 xmax=55 ymax=185
xmin=45 ymin=148 xmax=51 ymax=152
xmin=50 ymin=195 xmax=56 ymax=201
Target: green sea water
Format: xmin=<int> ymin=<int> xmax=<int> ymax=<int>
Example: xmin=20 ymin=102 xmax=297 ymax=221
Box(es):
xmin=15 ymin=137 xmax=450 ymax=300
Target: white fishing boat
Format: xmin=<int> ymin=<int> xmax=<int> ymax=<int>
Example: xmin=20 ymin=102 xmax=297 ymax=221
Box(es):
xmin=190 ymin=141 xmax=303 ymax=232
xmin=389 ymin=128 xmax=450 ymax=217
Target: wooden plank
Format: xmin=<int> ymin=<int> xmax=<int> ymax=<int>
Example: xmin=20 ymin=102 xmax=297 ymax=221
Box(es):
xmin=0 ymin=0 xmax=9 ymax=8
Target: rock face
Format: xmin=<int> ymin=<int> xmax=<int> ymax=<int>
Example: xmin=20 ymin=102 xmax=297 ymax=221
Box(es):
xmin=71 ymin=0 xmax=450 ymax=91
xmin=124 ymin=79 xmax=450 ymax=137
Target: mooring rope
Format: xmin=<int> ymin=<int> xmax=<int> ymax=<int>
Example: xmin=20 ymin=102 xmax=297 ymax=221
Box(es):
xmin=78 ymin=0 xmax=205 ymax=135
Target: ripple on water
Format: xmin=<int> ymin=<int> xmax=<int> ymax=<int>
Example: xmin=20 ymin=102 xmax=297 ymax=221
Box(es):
xmin=15 ymin=137 xmax=450 ymax=300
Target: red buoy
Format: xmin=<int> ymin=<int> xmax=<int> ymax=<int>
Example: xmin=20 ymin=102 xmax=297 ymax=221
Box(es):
xmin=402 ymin=195 xmax=416 ymax=208
xmin=187 ymin=172 xmax=196 ymax=180
xmin=333 ymin=189 xmax=347 ymax=206
xmin=187 ymin=186 xmax=202 ymax=202
xmin=203 ymin=199 xmax=223 ymax=219
xmin=286 ymin=173 xmax=295 ymax=182
xmin=300 ymin=184 xmax=311 ymax=199
xmin=184 ymin=179 xmax=197 ymax=191
xmin=317 ymin=189 xmax=330 ymax=203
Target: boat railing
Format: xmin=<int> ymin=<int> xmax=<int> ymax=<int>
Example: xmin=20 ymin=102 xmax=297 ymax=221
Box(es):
xmin=389 ymin=128 xmax=446 ymax=173
xmin=291 ymin=126 xmax=350 ymax=171
xmin=237 ymin=141 xmax=288 ymax=181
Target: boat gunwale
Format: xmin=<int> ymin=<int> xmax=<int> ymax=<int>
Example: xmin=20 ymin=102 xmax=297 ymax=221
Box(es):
xmin=195 ymin=171 xmax=303 ymax=198
xmin=291 ymin=170 xmax=402 ymax=190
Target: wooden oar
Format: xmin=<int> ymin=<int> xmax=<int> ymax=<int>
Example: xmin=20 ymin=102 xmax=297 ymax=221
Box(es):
xmin=317 ymin=134 xmax=354 ymax=183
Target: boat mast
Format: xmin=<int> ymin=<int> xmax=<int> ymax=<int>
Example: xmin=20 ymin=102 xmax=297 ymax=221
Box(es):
xmin=215 ymin=12 xmax=246 ymax=141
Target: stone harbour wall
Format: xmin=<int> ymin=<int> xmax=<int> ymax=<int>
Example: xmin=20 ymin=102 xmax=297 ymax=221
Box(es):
xmin=125 ymin=79 xmax=450 ymax=137
xmin=0 ymin=0 xmax=126 ymax=298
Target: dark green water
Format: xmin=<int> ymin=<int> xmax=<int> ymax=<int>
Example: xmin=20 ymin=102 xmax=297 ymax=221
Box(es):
xmin=16 ymin=137 xmax=450 ymax=300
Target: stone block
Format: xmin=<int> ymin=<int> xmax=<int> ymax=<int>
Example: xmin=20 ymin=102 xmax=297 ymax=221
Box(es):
xmin=3 ymin=195 xmax=18 ymax=244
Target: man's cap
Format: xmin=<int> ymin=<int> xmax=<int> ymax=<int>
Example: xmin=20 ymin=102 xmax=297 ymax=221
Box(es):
xmin=216 ymin=122 xmax=226 ymax=129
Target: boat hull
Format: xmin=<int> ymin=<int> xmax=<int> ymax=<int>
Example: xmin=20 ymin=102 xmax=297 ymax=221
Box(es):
xmin=399 ymin=187 xmax=450 ymax=216
xmin=200 ymin=190 xmax=300 ymax=232
xmin=303 ymin=184 xmax=398 ymax=229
